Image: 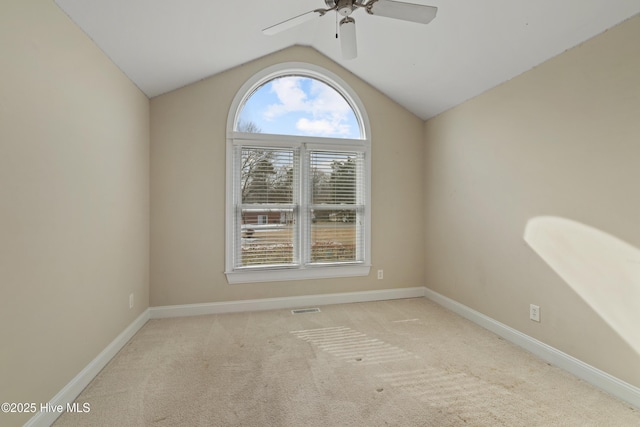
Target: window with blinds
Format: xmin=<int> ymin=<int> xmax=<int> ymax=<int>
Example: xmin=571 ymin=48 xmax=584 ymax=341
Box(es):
xmin=234 ymin=147 xmax=365 ymax=269
xmin=308 ymin=151 xmax=364 ymax=264
xmin=235 ymin=147 xmax=298 ymax=268
xmin=226 ymin=64 xmax=371 ymax=283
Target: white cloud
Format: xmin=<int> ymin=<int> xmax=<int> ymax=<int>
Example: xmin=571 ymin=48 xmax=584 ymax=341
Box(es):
xmin=263 ymin=77 xmax=308 ymax=119
xmin=296 ymin=118 xmax=351 ymax=136
xmin=262 ymin=77 xmax=355 ymax=137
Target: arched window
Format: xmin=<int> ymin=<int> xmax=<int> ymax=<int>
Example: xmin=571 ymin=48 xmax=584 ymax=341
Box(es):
xmin=225 ymin=63 xmax=371 ymax=283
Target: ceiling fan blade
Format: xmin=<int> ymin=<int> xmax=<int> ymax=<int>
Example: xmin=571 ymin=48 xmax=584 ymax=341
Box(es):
xmin=368 ymin=0 xmax=437 ymax=25
xmin=262 ymin=10 xmax=321 ymax=35
xmin=340 ymin=17 xmax=357 ymax=60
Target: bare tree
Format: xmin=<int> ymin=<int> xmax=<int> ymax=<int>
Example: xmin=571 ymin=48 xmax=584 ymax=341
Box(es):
xmin=237 ymin=120 xmax=261 ymax=133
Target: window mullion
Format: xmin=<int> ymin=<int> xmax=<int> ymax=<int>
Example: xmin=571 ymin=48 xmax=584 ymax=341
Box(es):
xmin=299 ymin=144 xmax=309 ymax=266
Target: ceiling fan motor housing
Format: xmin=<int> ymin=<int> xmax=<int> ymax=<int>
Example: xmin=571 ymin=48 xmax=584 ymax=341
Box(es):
xmin=326 ymin=0 xmax=355 ymax=16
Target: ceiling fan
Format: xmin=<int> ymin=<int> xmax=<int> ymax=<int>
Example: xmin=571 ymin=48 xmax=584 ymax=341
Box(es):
xmin=263 ymin=0 xmax=438 ymax=60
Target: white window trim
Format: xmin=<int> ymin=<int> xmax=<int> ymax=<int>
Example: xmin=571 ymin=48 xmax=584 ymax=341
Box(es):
xmin=225 ymin=62 xmax=371 ymax=284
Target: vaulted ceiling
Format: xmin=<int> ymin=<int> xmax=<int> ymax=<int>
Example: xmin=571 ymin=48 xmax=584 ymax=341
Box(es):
xmin=54 ymin=0 xmax=640 ymax=120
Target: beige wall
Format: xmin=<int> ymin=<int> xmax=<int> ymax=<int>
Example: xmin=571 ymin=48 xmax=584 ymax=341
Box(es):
xmin=150 ymin=46 xmax=425 ymax=306
xmin=0 ymin=1 xmax=150 ymax=426
xmin=4 ymin=1 xmax=635 ymax=421
xmin=423 ymin=16 xmax=640 ymax=387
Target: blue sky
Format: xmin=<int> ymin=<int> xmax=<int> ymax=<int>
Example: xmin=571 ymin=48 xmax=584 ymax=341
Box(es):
xmin=237 ymin=76 xmax=361 ymax=139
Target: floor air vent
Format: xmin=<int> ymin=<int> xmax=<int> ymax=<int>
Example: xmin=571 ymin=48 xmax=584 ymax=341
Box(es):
xmin=292 ymin=308 xmax=321 ymax=314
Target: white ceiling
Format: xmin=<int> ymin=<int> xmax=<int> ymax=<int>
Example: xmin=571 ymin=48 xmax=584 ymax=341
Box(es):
xmin=54 ymin=0 xmax=640 ymax=120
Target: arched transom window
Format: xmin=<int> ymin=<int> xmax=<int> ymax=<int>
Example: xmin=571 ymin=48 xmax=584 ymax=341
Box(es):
xmin=225 ymin=63 xmax=371 ymax=284
xmin=236 ymin=75 xmax=362 ymax=139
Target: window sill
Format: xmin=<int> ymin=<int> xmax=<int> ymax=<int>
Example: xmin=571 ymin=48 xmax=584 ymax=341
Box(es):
xmin=225 ymin=264 xmax=371 ymax=284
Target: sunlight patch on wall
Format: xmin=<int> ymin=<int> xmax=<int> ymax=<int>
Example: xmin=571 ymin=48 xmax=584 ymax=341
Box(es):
xmin=524 ymin=216 xmax=640 ymax=355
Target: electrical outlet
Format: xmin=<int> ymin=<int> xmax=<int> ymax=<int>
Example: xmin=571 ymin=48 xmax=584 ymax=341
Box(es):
xmin=129 ymin=293 xmax=134 ymax=309
xmin=529 ymin=304 xmax=540 ymax=322
xmin=377 ymin=269 xmax=383 ymax=280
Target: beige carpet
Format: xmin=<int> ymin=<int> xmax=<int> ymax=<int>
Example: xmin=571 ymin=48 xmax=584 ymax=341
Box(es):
xmin=55 ymin=298 xmax=640 ymax=426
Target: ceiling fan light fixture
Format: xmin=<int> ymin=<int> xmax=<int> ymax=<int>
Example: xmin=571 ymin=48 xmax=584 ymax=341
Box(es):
xmin=340 ymin=16 xmax=357 ymax=60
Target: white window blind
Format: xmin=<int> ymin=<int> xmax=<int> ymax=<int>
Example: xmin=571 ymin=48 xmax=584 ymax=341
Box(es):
xmin=308 ymin=150 xmax=365 ymax=264
xmin=235 ymin=147 xmax=298 ymax=268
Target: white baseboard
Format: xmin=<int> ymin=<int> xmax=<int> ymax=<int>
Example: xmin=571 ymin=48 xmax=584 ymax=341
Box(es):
xmin=24 ymin=310 xmax=150 ymax=427
xmin=149 ymin=286 xmax=426 ymax=319
xmin=423 ymin=287 xmax=640 ymax=409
